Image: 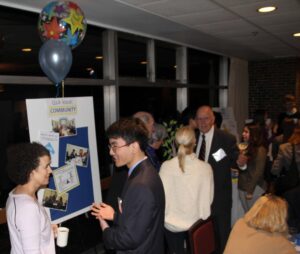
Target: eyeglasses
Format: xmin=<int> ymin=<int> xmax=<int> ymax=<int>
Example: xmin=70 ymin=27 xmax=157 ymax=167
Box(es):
xmin=108 ymin=142 xmax=132 ymax=152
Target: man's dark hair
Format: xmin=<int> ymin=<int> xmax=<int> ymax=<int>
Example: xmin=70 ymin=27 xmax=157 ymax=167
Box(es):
xmin=180 ymin=106 xmax=196 ymax=126
xmin=6 ymin=142 xmax=50 ymax=185
xmin=107 ymin=117 xmax=149 ymax=152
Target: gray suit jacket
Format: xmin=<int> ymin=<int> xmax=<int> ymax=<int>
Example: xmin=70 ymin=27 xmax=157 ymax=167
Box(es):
xmin=272 ymin=143 xmax=300 ymax=176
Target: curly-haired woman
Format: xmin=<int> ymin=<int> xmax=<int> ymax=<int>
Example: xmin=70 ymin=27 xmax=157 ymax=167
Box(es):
xmin=5 ymin=142 xmax=56 ymax=254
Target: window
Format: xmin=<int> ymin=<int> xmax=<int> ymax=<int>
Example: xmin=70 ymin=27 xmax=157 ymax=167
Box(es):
xmin=156 ymin=42 xmax=176 ymax=80
xmin=118 ymin=34 xmax=147 ymax=77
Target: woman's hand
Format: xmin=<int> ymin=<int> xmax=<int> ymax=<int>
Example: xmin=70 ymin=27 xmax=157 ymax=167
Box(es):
xmin=51 ymin=224 xmax=58 ymax=238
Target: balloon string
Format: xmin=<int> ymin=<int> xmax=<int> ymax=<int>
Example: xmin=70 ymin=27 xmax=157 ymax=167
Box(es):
xmin=55 ymin=83 xmax=60 ymax=98
xmin=62 ymin=80 xmax=65 ymax=98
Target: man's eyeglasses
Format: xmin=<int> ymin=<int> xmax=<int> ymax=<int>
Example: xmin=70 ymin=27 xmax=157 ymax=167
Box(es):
xmin=108 ymin=142 xmax=132 ymax=152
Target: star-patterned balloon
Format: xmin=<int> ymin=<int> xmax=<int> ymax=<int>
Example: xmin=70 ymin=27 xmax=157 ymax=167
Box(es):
xmin=38 ymin=1 xmax=87 ymax=49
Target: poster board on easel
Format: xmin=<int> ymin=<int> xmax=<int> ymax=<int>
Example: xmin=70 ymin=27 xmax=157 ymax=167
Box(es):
xmin=26 ymin=96 xmax=102 ymax=224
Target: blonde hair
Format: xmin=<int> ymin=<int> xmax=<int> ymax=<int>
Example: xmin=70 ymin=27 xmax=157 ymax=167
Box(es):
xmin=244 ymin=195 xmax=288 ymax=234
xmin=175 ymin=126 xmax=196 ymax=172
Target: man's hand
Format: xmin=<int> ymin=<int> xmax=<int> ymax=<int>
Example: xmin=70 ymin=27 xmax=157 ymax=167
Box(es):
xmin=237 ymin=153 xmax=248 ymax=169
xmin=99 ymin=217 xmax=109 ymax=231
xmin=246 ymin=193 xmax=253 ymax=200
xmin=91 ymin=202 xmax=115 ymax=221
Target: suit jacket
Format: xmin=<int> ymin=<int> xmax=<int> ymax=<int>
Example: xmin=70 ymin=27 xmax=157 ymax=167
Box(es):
xmin=103 ymin=159 xmax=165 ymax=254
xmin=105 ymin=145 xmax=161 ymax=211
xmin=238 ymin=146 xmax=267 ymax=194
xmin=197 ymin=128 xmax=239 ymax=215
xmin=272 ymin=142 xmax=300 ymax=176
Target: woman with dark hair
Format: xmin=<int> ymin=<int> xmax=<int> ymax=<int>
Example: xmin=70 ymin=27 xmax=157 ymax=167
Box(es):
xmin=6 ymin=142 xmax=56 ymax=254
xmin=224 ymin=195 xmax=297 ymax=254
xmin=238 ymin=123 xmax=267 ymax=212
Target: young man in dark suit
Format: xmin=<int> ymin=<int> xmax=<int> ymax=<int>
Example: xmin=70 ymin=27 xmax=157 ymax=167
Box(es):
xmin=91 ymin=117 xmax=165 ymax=254
xmin=195 ymin=105 xmax=246 ymax=254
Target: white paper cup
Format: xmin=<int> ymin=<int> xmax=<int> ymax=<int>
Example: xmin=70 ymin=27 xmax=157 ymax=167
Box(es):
xmin=56 ymin=227 xmax=69 ymax=247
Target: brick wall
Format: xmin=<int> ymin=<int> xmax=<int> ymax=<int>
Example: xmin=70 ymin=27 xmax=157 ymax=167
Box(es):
xmin=248 ymin=57 xmax=300 ymax=120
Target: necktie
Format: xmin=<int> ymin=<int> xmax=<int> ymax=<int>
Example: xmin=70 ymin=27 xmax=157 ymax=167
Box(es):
xmin=199 ymin=134 xmax=206 ymax=161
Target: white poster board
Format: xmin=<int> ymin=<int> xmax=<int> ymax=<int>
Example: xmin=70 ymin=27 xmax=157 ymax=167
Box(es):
xmin=26 ymin=97 xmax=102 ymax=224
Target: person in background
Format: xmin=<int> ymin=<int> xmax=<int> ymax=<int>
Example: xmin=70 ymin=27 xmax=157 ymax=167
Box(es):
xmin=224 ymin=195 xmax=297 ymax=254
xmin=194 ymin=105 xmax=246 ymax=254
xmin=91 ymin=117 xmax=165 ymax=254
xmin=148 ymin=123 xmax=167 ymax=170
xmin=238 ymin=123 xmax=267 ymax=212
xmin=276 ymin=94 xmax=300 ymax=138
xmin=272 ymin=118 xmax=299 ymax=159
xmin=272 ymin=126 xmax=300 ymax=231
xmin=159 ymin=126 xmax=214 ymax=254
xmin=133 ymin=111 xmax=155 ymax=135
xmin=180 ymin=106 xmax=197 ymax=129
xmin=253 ymin=109 xmax=276 ymax=183
xmin=6 ymin=142 xmax=56 ymax=254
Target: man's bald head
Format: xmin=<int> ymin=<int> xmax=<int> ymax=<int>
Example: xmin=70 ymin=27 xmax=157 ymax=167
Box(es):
xmin=133 ymin=111 xmax=155 ymax=137
xmin=195 ymin=106 xmax=215 ymax=133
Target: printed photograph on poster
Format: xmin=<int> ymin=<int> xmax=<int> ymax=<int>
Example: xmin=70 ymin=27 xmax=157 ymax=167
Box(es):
xmin=52 ymin=117 xmax=77 ymax=137
xmin=38 ymin=131 xmax=59 ymax=167
xmin=65 ymin=143 xmax=89 ymax=167
xmin=42 ymin=188 xmax=69 ymax=211
xmin=53 ymin=164 xmax=80 ymax=193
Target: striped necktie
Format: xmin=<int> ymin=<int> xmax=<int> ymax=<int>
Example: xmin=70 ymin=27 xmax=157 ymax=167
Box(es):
xmin=199 ymin=134 xmax=206 ymax=161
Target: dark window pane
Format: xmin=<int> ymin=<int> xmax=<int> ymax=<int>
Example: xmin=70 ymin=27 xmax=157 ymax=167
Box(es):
xmin=188 ymin=49 xmax=220 ymax=84
xmin=118 ymin=35 xmax=147 ymax=77
xmin=156 ymin=43 xmax=176 ymax=80
xmin=188 ymin=87 xmax=219 ymax=108
xmin=119 ymin=87 xmax=177 ymax=121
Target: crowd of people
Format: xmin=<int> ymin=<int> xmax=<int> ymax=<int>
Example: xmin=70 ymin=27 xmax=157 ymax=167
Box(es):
xmin=4 ymin=93 xmax=300 ymax=254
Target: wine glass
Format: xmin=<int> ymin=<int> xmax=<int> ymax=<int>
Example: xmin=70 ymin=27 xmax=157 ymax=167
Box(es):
xmin=238 ymin=142 xmax=248 ymax=155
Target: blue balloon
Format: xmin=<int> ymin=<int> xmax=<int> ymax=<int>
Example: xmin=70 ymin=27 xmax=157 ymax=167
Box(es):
xmin=39 ymin=40 xmax=72 ymax=84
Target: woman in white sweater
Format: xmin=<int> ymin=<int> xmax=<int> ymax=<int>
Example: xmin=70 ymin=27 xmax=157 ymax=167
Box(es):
xmin=6 ymin=142 xmax=56 ymax=254
xmin=159 ymin=126 xmax=214 ymax=254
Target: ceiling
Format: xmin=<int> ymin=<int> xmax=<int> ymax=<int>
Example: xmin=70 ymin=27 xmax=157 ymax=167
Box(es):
xmin=0 ymin=0 xmax=300 ymax=61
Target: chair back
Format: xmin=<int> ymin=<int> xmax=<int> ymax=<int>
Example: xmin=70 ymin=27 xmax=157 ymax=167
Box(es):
xmin=188 ymin=217 xmax=215 ymax=254
xmin=0 ymin=209 xmax=7 ymax=224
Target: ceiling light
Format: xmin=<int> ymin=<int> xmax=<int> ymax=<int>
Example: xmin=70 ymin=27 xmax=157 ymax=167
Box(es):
xmin=257 ymin=6 xmax=277 ymax=13
xmin=21 ymin=48 xmax=32 ymax=52
xmin=95 ymin=55 xmax=103 ymax=60
xmin=293 ymin=33 xmax=300 ymax=37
